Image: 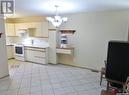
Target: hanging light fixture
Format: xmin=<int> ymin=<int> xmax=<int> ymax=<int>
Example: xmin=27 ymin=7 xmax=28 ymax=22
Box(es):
xmin=46 ymin=5 xmax=68 ymax=28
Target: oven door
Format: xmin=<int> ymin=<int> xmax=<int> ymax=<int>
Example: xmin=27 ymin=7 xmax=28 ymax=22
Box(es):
xmin=14 ymin=45 xmax=24 ymax=56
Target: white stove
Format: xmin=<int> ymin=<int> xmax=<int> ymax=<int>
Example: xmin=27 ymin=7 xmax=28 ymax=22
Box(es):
xmin=14 ymin=44 xmax=25 ymax=61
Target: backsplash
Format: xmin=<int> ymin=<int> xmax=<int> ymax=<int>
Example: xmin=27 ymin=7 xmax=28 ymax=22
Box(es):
xmin=6 ymin=36 xmax=49 ymax=46
xmin=23 ymin=37 xmax=49 ymax=46
xmin=6 ymin=36 xmax=22 ymax=44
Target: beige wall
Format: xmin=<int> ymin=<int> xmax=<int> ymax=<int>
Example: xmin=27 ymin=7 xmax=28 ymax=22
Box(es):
xmin=59 ymin=10 xmax=129 ymax=70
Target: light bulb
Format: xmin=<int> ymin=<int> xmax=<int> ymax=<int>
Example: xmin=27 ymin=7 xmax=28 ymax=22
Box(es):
xmin=46 ymin=5 xmax=68 ymax=27
xmin=62 ymin=17 xmax=68 ymax=22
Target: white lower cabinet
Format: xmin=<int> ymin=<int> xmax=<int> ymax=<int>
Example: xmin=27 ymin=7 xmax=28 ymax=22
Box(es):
xmin=25 ymin=47 xmax=48 ymax=64
xmin=56 ymin=48 xmax=74 ymax=55
xmin=7 ymin=45 xmax=14 ymax=59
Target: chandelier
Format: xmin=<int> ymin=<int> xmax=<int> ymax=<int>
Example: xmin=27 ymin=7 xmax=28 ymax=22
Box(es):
xmin=46 ymin=5 xmax=68 ymax=28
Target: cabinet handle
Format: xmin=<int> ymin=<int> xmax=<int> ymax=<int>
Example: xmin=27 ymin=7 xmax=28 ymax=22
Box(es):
xmin=25 ymin=49 xmax=45 ymax=52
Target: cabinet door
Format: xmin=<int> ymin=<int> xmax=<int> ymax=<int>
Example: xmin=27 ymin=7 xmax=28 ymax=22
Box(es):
xmin=15 ymin=23 xmax=36 ymax=36
xmin=42 ymin=21 xmax=48 ymax=37
xmin=7 ymin=46 xmax=13 ymax=59
xmin=35 ymin=22 xmax=48 ymax=37
xmin=25 ymin=49 xmax=33 ymax=62
xmin=15 ymin=23 xmax=28 ymax=36
xmin=5 ymin=23 xmax=15 ymax=36
xmin=14 ymin=22 xmax=48 ymax=37
xmin=25 ymin=49 xmax=46 ymax=64
xmin=33 ymin=50 xmax=46 ymax=64
xmin=34 ymin=22 xmax=42 ymax=37
xmin=22 ymin=22 xmax=36 ymax=28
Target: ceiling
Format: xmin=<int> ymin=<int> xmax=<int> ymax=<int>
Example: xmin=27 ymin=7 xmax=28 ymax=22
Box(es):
xmin=10 ymin=0 xmax=129 ymax=17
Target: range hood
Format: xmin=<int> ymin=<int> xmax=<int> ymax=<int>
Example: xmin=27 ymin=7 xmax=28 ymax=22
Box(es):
xmin=18 ymin=28 xmax=28 ymax=33
xmin=18 ymin=28 xmax=28 ymax=37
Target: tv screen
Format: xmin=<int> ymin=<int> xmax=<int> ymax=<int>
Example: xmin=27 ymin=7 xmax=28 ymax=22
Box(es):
xmin=106 ymin=41 xmax=129 ymax=83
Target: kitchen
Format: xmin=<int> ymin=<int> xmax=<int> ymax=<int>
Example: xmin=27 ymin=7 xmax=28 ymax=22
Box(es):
xmin=0 ymin=0 xmax=129 ymax=95
xmin=6 ymin=16 xmax=75 ymax=65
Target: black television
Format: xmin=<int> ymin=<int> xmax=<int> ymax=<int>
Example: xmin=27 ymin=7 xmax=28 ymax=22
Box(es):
xmin=106 ymin=41 xmax=129 ymax=84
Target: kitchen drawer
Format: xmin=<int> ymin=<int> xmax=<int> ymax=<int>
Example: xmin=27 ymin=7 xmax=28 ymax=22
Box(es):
xmin=25 ymin=49 xmax=47 ymax=64
xmin=33 ymin=50 xmax=46 ymax=57
xmin=33 ymin=56 xmax=46 ymax=64
xmin=25 ymin=47 xmax=45 ymax=52
xmin=56 ymin=48 xmax=73 ymax=55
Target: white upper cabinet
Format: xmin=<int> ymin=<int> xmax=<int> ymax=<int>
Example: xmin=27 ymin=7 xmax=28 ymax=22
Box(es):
xmin=15 ymin=22 xmax=48 ymax=37
xmin=5 ymin=23 xmax=16 ymax=36
xmin=42 ymin=21 xmax=49 ymax=37
xmin=15 ymin=22 xmax=36 ymax=36
xmin=34 ymin=21 xmax=48 ymax=37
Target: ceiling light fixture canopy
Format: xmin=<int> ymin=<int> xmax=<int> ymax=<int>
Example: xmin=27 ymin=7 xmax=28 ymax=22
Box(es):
xmin=46 ymin=5 xmax=68 ymax=28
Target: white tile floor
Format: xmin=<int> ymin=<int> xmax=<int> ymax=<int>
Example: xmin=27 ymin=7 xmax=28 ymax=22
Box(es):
xmin=0 ymin=59 xmax=106 ymax=95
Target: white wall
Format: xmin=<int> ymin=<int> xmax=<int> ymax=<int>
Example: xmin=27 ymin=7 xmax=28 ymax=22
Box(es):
xmin=60 ymin=10 xmax=129 ymax=70
xmin=0 ymin=16 xmax=9 ymax=78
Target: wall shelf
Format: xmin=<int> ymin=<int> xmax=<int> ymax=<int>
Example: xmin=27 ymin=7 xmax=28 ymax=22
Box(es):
xmin=60 ymin=30 xmax=76 ymax=34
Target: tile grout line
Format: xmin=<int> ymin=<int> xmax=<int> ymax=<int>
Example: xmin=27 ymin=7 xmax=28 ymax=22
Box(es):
xmin=38 ymin=65 xmax=43 ymax=95
xmin=29 ymin=63 xmax=33 ymax=95
xmin=67 ymin=69 xmax=79 ymax=95
xmin=46 ymin=67 xmax=56 ymax=95
xmin=16 ymin=63 xmax=26 ymax=95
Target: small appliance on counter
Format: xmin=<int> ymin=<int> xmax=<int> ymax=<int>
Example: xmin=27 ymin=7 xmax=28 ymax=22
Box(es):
xmin=60 ymin=34 xmax=68 ymax=48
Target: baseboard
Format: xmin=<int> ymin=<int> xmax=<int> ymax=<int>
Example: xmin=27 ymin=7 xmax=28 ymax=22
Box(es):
xmin=8 ymin=59 xmax=100 ymax=73
xmin=8 ymin=58 xmax=14 ymax=60
xmin=59 ymin=63 xmax=100 ymax=73
xmin=0 ymin=74 xmax=9 ymax=79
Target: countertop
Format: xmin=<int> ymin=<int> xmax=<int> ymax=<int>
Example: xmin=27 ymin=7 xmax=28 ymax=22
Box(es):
xmin=6 ymin=43 xmax=49 ymax=49
xmin=24 ymin=44 xmax=49 ymax=49
xmin=56 ymin=47 xmax=74 ymax=50
xmin=6 ymin=43 xmax=14 ymax=46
